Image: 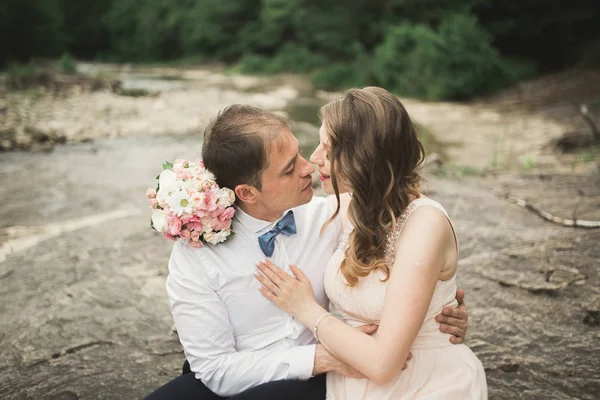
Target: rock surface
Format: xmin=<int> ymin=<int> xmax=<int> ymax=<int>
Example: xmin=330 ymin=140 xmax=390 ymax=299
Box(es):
xmin=0 ymin=136 xmax=598 ymax=399
xmin=1 ymin=65 xmax=598 ymax=399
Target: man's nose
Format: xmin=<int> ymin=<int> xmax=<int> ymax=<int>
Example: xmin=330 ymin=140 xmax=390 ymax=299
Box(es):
xmin=300 ymin=157 xmax=315 ymax=176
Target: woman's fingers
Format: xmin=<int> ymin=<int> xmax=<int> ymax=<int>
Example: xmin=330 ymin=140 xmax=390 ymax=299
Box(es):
xmin=258 ymin=260 xmax=291 ymax=283
xmin=289 ymin=265 xmax=309 ymax=283
xmin=256 ymin=261 xmax=287 ymax=287
xmin=258 ymin=285 xmax=278 ymax=303
xmin=255 ymin=270 xmax=281 ymax=294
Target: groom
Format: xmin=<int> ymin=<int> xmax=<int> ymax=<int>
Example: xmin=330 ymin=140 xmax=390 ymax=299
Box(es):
xmin=145 ymin=105 xmax=469 ymax=399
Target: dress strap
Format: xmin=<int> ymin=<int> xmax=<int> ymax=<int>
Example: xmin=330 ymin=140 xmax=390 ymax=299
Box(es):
xmin=384 ymin=201 xmax=419 ymax=259
xmin=384 ymin=197 xmax=458 ymax=261
xmin=337 ymin=222 xmax=354 ymax=251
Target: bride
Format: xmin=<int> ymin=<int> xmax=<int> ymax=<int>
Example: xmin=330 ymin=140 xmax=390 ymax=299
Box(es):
xmin=255 ymin=87 xmax=487 ymax=399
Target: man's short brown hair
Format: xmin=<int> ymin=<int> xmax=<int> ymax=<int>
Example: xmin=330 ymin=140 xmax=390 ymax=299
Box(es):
xmin=201 ymin=105 xmax=291 ymax=191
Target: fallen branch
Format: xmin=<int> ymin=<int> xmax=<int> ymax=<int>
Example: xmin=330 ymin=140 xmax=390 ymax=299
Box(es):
xmin=27 ymin=340 xmax=118 ymax=368
xmin=498 ymin=193 xmax=600 ymax=228
xmin=0 ymin=269 xmax=14 ymax=280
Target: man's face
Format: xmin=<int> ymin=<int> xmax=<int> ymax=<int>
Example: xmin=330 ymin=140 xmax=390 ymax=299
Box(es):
xmin=254 ymin=129 xmax=315 ymax=217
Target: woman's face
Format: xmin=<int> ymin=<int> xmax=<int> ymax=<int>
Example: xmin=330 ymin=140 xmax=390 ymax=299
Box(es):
xmin=310 ymin=124 xmax=349 ymax=195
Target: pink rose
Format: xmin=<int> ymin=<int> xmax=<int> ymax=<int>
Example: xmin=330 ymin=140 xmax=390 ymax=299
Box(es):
xmin=211 ymin=205 xmax=225 ymax=218
xmin=191 ymin=193 xmax=204 ymax=210
xmin=166 ymin=214 xmax=183 ymax=236
xmin=198 ymin=190 xmax=218 ymax=212
xmin=211 ymin=219 xmax=231 ymax=231
xmin=162 ymin=233 xmax=177 ymax=241
xmin=148 ymin=198 xmax=158 ymax=208
xmin=190 ymin=231 xmax=201 ymax=241
xmin=179 ymin=229 xmax=191 ymax=240
xmin=210 ymin=206 xmax=236 ymax=231
xmin=146 ymin=188 xmax=157 ymax=198
xmin=187 ymin=221 xmax=204 ymax=231
xmin=221 ymin=207 xmax=236 ymax=220
xmin=189 ymin=240 xmax=204 ymax=248
xmin=176 ymin=169 xmax=192 ymax=180
xmin=187 ymin=214 xmax=200 ymax=222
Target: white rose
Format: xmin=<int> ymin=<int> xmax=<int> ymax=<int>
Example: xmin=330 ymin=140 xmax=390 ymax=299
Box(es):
xmin=216 ymin=188 xmax=235 ymax=206
xmin=199 ymin=169 xmax=216 ymax=183
xmin=227 ymin=189 xmax=235 ymax=204
xmin=215 ymin=230 xmax=230 ymax=243
xmin=151 ymin=209 xmax=168 ymax=232
xmin=202 ymin=218 xmax=213 ymax=233
xmin=203 ymin=231 xmax=218 ymax=245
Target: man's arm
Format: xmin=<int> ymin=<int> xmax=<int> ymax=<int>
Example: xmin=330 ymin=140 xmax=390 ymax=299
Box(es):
xmin=435 ymin=289 xmax=468 ymax=344
xmin=167 ymin=241 xmax=339 ymax=396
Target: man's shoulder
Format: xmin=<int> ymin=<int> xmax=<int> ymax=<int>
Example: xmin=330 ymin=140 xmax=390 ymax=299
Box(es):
xmin=170 ymin=239 xmax=226 ymax=280
xmin=174 ymin=237 xmax=234 ymax=259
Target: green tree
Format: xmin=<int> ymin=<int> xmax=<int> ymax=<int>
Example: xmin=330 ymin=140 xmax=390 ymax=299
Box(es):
xmin=180 ymin=0 xmax=260 ymax=61
xmin=0 ymin=0 xmax=65 ymax=66
xmin=103 ymin=0 xmax=188 ymax=61
xmin=373 ymin=12 xmax=519 ymax=100
xmin=58 ymin=0 xmax=112 ymax=59
xmin=242 ymin=0 xmax=297 ymax=52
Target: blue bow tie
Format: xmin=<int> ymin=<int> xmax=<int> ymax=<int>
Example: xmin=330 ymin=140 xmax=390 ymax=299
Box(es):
xmin=258 ymin=211 xmax=297 ymax=257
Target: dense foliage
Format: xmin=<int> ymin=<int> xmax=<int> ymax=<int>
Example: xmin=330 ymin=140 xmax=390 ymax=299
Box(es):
xmin=1 ymin=0 xmax=598 ymax=100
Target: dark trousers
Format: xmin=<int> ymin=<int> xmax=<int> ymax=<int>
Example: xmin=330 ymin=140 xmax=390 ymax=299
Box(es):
xmin=144 ymin=360 xmax=326 ymax=400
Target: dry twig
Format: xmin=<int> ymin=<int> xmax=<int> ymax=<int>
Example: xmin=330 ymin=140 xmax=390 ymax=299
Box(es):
xmin=498 ymin=192 xmax=600 ymax=228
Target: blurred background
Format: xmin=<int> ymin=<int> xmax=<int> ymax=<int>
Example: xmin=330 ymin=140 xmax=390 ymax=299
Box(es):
xmin=0 ymin=1 xmax=599 ymax=399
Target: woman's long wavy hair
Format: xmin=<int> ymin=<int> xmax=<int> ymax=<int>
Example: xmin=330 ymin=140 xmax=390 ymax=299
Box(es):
xmin=320 ymin=87 xmax=425 ymax=286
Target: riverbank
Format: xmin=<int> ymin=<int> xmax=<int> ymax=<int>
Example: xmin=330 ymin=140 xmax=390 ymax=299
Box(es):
xmin=0 ymin=64 xmax=598 ymax=399
xmin=1 ymin=63 xmax=598 ymax=174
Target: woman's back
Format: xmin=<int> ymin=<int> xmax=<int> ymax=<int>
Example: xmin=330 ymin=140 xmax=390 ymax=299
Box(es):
xmin=324 ymin=197 xmax=487 ymax=399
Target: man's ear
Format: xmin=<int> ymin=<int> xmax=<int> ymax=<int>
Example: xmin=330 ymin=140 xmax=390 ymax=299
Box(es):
xmin=235 ymin=184 xmax=259 ymax=204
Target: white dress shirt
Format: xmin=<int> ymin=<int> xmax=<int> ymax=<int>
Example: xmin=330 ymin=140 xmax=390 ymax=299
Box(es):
xmin=166 ymin=196 xmax=343 ymax=396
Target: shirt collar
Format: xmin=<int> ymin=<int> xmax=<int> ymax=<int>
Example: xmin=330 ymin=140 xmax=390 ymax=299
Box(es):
xmin=234 ymin=207 xmax=294 ymax=234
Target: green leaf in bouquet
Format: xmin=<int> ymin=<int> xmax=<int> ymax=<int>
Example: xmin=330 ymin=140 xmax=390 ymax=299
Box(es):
xmin=162 ymin=161 xmax=174 ymax=171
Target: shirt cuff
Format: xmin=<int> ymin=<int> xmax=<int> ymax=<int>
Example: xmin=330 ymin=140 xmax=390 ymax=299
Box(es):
xmin=287 ymin=344 xmax=317 ymax=380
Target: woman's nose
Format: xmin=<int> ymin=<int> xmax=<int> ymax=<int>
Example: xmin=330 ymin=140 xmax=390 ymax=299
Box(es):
xmin=310 ymin=146 xmax=323 ymax=164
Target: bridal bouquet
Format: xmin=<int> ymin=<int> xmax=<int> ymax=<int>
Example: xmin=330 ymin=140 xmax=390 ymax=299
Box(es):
xmin=146 ymin=159 xmax=236 ymax=247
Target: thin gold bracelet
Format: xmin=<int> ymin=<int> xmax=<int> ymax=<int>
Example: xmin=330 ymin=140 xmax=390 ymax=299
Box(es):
xmin=312 ymin=312 xmax=332 ymax=341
